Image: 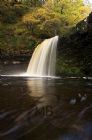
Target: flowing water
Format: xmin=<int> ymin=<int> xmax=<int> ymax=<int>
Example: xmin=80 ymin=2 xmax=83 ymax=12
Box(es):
xmin=27 ymin=36 xmax=58 ymax=76
xmin=0 ymin=64 xmax=92 ymax=140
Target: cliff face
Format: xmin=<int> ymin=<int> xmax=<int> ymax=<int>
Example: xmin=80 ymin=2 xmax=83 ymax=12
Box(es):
xmin=58 ymin=12 xmax=92 ymax=76
xmin=87 ymin=12 xmax=92 ymax=33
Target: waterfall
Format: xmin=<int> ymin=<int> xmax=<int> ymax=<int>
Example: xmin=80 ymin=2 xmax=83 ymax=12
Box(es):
xmin=26 ymin=36 xmax=58 ymax=77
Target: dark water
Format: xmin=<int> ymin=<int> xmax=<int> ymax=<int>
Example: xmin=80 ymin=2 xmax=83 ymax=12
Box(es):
xmin=0 ymin=64 xmax=92 ymax=140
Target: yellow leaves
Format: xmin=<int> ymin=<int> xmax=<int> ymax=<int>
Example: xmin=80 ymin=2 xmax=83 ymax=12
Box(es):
xmin=34 ymin=9 xmax=50 ymax=21
xmin=33 ymin=8 xmax=56 ymax=21
xmin=23 ymin=12 xmax=40 ymax=24
xmin=22 ymin=0 xmax=91 ymax=37
xmin=42 ymin=18 xmax=61 ymax=29
xmin=22 ymin=6 xmax=62 ymax=36
xmin=22 ymin=7 xmax=60 ymax=26
xmin=79 ymin=5 xmax=91 ymax=17
xmin=45 ymin=0 xmax=90 ymax=27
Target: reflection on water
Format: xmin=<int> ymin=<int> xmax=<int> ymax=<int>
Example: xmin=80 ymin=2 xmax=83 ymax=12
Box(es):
xmin=0 ymin=68 xmax=92 ymax=140
xmin=27 ymin=79 xmax=46 ymax=97
xmin=27 ymin=79 xmax=58 ymax=107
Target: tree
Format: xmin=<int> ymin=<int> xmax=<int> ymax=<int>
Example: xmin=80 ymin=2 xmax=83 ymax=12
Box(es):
xmin=22 ymin=0 xmax=90 ymax=36
xmin=45 ymin=0 xmax=90 ymax=25
xmin=23 ymin=7 xmax=62 ymax=37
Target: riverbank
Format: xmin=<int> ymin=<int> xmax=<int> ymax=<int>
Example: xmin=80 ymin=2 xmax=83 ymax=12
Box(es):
xmin=0 ymin=49 xmax=31 ymax=63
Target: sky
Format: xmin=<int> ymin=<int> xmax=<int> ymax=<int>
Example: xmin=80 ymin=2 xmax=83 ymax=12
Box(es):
xmin=84 ymin=0 xmax=92 ymax=6
xmin=89 ymin=0 xmax=92 ymax=3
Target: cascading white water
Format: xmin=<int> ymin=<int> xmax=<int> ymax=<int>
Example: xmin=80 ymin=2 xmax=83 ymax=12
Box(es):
xmin=26 ymin=36 xmax=58 ymax=77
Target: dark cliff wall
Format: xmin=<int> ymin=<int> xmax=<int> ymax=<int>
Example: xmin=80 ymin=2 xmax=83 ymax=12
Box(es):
xmin=57 ymin=12 xmax=92 ymax=76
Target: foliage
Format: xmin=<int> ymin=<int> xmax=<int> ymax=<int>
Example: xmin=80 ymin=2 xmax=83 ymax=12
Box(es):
xmin=0 ymin=0 xmax=92 ymax=75
xmin=0 ymin=1 xmax=28 ymax=24
xmin=56 ymin=57 xmax=82 ymax=76
xmin=22 ymin=0 xmax=90 ymax=37
xmin=44 ymin=0 xmax=90 ymax=34
xmin=23 ymin=8 xmax=62 ymax=37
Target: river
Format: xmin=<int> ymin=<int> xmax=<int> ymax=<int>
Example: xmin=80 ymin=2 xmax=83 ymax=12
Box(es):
xmin=0 ymin=64 xmax=92 ymax=140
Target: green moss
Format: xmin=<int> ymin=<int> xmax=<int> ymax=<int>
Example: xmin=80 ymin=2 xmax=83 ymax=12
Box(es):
xmin=56 ymin=57 xmax=82 ymax=76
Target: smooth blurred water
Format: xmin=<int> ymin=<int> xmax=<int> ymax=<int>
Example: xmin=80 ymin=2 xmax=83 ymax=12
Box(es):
xmin=0 ymin=64 xmax=92 ymax=140
xmin=27 ymin=36 xmax=58 ymax=76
